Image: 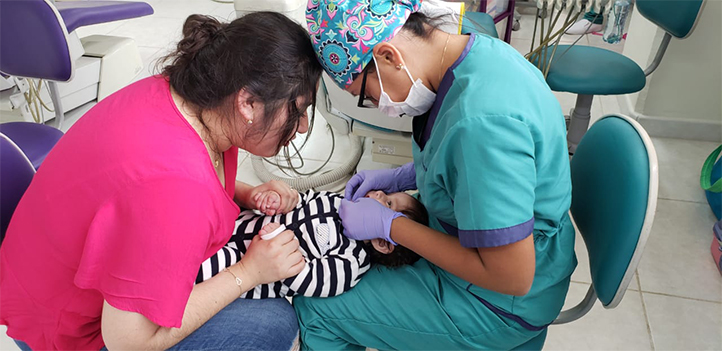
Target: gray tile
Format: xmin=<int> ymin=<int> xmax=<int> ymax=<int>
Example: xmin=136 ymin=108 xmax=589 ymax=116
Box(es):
xmin=598 ymin=95 xmax=622 ymax=116
xmin=644 ymin=293 xmax=722 ymax=350
xmin=108 ymin=16 xmax=184 ymax=50
xmin=651 ymin=137 xmax=721 ymax=204
xmin=133 ymin=47 xmax=166 ymax=83
xmin=54 ymin=101 xmax=95 ymax=132
xmin=511 ymin=38 xmax=533 ymax=56
xmin=545 ymin=282 xmax=653 ymax=350
xmin=511 ymin=14 xmax=539 ymax=41
xmin=208 ymin=2 xmax=237 ymax=22
xmin=75 ymin=20 xmax=129 ymax=38
xmin=637 ymin=199 xmax=722 ymax=302
xmin=148 ymin=0 xmax=220 ymax=20
xmin=553 ymin=91 xmax=604 ymax=124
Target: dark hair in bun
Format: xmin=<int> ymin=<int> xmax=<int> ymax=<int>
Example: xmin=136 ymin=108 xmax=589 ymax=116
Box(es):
xmin=159 ymin=13 xmax=322 ymax=151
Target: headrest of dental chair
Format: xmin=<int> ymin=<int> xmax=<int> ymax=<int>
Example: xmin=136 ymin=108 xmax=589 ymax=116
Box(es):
xmin=0 ymin=0 xmax=73 ymax=81
xmin=0 ymin=0 xmax=154 ymax=82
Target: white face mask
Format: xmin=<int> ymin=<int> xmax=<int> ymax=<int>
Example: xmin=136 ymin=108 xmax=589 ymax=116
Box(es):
xmin=372 ymin=54 xmax=437 ymax=118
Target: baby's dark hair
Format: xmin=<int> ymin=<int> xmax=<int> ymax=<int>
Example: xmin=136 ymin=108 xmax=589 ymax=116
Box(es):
xmin=367 ymin=194 xmax=428 ymax=268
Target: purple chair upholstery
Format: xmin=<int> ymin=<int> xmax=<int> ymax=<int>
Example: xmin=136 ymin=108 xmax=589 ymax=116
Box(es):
xmin=0 ymin=122 xmax=63 ymax=170
xmin=55 ymin=1 xmax=154 ymax=33
xmin=0 ymin=0 xmax=153 ymax=129
xmin=0 ymin=134 xmax=36 ymax=242
xmin=0 ymin=0 xmax=154 ymax=81
xmin=0 ymin=0 xmax=74 ymax=81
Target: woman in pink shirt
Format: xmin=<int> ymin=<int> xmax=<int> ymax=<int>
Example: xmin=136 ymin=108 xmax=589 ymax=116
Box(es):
xmin=0 ymin=12 xmax=321 ymax=350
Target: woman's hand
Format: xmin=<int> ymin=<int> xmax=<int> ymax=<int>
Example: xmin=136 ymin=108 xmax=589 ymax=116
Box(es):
xmin=345 ymin=162 xmax=417 ymax=201
xmin=250 ymin=180 xmax=298 ymax=215
xmin=240 ymin=226 xmax=305 ymax=285
xmin=338 ymin=198 xmax=405 ymax=244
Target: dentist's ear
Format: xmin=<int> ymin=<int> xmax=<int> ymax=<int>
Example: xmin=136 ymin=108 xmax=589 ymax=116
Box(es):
xmin=235 ymin=89 xmax=255 ymax=125
xmin=371 ymin=238 xmax=396 ymax=254
xmin=372 ymin=42 xmax=404 ymax=71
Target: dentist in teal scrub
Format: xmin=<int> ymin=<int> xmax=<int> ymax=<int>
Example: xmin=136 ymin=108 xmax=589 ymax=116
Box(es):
xmin=295 ymin=0 xmax=577 ymax=349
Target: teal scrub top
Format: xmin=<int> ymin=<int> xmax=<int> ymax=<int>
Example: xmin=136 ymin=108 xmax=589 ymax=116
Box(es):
xmin=412 ymin=33 xmax=577 ymax=327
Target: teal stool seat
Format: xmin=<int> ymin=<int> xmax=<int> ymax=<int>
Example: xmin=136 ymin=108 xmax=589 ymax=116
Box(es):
xmin=540 ymin=45 xmax=646 ymax=95
xmin=461 ymin=11 xmax=499 ymax=39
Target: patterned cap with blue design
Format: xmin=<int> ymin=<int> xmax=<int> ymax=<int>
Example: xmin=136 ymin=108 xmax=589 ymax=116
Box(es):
xmin=306 ymin=0 xmax=423 ymax=89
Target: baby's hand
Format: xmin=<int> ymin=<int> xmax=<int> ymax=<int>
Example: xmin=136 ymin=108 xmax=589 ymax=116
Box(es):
xmin=259 ymin=222 xmax=292 ymax=241
xmin=254 ymin=190 xmax=281 ymax=216
xmin=259 ymin=222 xmax=282 ymax=236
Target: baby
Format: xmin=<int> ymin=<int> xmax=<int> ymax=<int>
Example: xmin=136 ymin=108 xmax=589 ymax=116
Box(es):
xmin=196 ymin=189 xmax=427 ymax=299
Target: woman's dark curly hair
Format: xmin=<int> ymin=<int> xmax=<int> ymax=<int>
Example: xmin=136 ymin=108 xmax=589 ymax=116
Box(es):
xmin=159 ymin=12 xmax=322 ymax=153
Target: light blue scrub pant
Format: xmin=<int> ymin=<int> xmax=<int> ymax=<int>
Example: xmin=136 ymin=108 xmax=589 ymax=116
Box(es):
xmin=293 ymin=259 xmax=541 ymax=350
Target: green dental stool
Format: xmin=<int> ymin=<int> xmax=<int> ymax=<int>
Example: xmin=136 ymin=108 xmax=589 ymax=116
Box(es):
xmin=538 ymin=0 xmax=705 ymax=154
xmin=461 ymin=10 xmax=500 ymax=38
xmin=515 ymin=113 xmax=659 ymax=350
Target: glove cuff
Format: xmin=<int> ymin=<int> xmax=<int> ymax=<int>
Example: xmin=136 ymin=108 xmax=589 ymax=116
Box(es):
xmin=386 ymin=212 xmax=406 ymax=246
xmin=393 ymin=162 xmax=417 ymax=192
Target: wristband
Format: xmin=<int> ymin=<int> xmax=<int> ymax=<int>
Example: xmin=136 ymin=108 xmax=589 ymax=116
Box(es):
xmin=223 ymin=268 xmax=243 ymax=298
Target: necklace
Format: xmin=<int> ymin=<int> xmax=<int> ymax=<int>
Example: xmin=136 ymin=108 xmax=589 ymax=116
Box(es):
xmin=212 ymin=148 xmax=223 ymax=169
xmin=439 ymin=33 xmax=451 ymax=83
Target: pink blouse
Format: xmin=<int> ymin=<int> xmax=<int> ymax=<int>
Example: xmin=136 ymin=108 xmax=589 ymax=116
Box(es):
xmin=0 ymin=76 xmax=240 ymax=350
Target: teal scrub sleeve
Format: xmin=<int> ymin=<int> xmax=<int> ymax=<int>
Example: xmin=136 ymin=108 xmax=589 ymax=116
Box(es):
xmin=442 ymin=115 xmax=537 ymax=248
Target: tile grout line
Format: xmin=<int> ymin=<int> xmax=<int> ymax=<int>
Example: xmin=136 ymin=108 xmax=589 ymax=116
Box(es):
xmin=637 ymin=290 xmax=722 ymax=304
xmin=657 ymin=196 xmax=709 ymax=205
xmin=571 ymin=280 xmax=721 ymax=304
xmin=637 ymin=271 xmax=656 ymax=350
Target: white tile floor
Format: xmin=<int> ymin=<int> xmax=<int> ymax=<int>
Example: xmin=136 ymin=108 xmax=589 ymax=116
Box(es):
xmin=4 ymin=2 xmax=721 ymax=350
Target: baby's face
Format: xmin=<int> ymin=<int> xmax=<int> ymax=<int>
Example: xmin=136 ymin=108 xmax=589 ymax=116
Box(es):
xmin=365 ymin=190 xmax=415 ymax=213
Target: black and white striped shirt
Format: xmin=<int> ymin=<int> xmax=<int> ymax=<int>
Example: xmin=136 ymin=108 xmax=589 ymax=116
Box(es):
xmin=196 ymin=190 xmax=370 ymax=298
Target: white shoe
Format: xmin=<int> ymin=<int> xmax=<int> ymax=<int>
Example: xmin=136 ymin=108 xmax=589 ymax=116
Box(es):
xmin=565 ymin=19 xmax=603 ymax=35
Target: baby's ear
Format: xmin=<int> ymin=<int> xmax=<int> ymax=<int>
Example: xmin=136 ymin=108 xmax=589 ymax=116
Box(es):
xmin=371 ymin=239 xmax=396 ymax=254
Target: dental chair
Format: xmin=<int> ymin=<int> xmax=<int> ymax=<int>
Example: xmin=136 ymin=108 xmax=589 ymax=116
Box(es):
xmin=514 ymin=113 xmax=659 ymax=350
xmin=0 ymin=122 xmax=63 ymax=170
xmin=0 ymin=0 xmax=154 ymax=129
xmin=0 ymin=134 xmax=37 ymax=244
xmin=0 ymin=0 xmax=152 ymax=198
xmin=532 ymin=0 xmax=705 ymax=153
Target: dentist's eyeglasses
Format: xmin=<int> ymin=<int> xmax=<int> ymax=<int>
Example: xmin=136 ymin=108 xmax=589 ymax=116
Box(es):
xmin=357 ymin=67 xmax=376 ymax=109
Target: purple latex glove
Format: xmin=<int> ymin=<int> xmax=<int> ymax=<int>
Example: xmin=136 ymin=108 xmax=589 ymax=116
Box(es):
xmin=338 ymin=198 xmax=405 ymax=245
xmin=345 ymin=162 xmax=417 ymax=201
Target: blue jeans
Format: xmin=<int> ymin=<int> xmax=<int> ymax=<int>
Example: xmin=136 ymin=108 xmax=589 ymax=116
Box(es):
xmin=14 ymin=298 xmax=298 ymax=351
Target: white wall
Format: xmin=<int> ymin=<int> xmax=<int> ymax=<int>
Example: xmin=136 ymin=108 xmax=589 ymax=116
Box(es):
xmin=621 ymin=0 xmax=722 ymax=141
